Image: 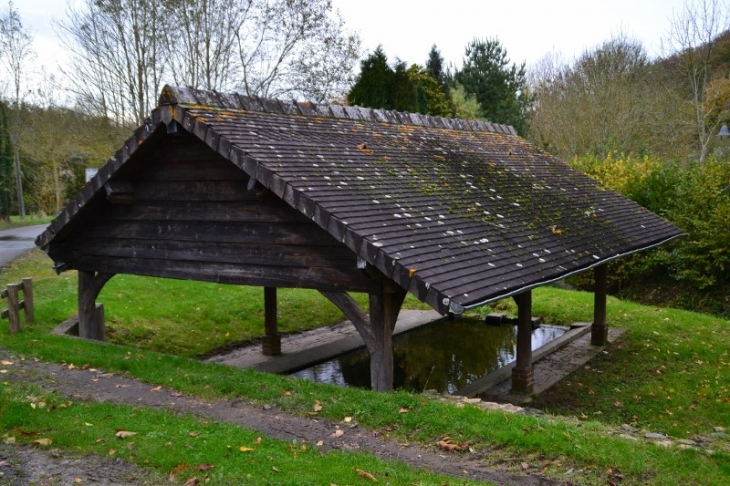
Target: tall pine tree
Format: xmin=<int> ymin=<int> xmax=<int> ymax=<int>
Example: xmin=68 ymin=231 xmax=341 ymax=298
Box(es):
xmin=454 ymin=38 xmax=532 ymax=134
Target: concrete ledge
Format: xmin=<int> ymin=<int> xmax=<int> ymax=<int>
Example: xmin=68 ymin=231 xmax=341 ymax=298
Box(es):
xmin=53 ymin=315 xmax=79 ymax=336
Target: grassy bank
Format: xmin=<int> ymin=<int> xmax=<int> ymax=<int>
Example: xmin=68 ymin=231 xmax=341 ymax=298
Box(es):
xmin=1 ymin=249 xmax=729 ymax=484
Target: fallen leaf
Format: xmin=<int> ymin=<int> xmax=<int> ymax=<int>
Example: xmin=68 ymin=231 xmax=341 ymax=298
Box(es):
xmin=3 ymin=437 xmax=16 ymax=445
xmin=239 ymin=446 xmax=255 ymax=452
xmin=344 ymin=416 xmax=353 ymax=423
xmin=168 ymin=463 xmax=189 ymax=482
xmin=150 ymin=386 xmax=162 ymax=392
xmin=316 ymin=440 xmax=324 ymax=446
xmin=1 ymin=360 xmax=12 ymax=365
xmin=68 ymin=363 xmax=76 ymax=370
xmin=74 ymin=478 xmax=82 ymax=484
xmin=108 ymin=448 xmax=116 ymax=456
xmin=313 ymin=400 xmax=323 ymax=412
xmin=354 ymin=468 xmax=378 ymax=482
xmin=32 ymin=438 xmax=52 ymax=447
xmin=115 ymin=431 xmax=137 ymax=439
xmin=399 ymin=407 xmax=409 ymax=414
xmin=521 ymin=462 xmax=529 ymax=470
xmin=255 ymin=437 xmax=262 ymax=444
xmin=189 ymin=431 xmax=200 ymax=437
xmin=84 ymin=423 xmax=93 ymax=427
xmin=613 ymin=402 xmax=623 ymax=408
xmin=283 ymin=391 xmax=291 ymax=396
xmin=182 ymin=477 xmax=199 ymax=486
xmin=272 ymin=466 xmax=280 ymax=473
xmin=196 ymin=464 xmax=215 ymax=471
xmin=331 ymin=429 xmax=344 ymax=438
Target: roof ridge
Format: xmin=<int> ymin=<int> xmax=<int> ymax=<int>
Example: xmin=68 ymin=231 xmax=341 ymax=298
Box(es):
xmin=158 ymin=84 xmax=517 ymax=135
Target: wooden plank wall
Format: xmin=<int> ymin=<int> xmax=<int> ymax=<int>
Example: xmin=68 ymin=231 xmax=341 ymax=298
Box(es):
xmin=60 ymin=133 xmax=378 ymax=293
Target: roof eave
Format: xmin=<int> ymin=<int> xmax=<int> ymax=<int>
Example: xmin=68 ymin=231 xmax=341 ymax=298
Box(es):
xmin=448 ymin=232 xmax=687 ymax=315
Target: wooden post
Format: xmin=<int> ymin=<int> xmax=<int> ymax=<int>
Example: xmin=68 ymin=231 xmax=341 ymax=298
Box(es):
xmin=78 ymin=271 xmax=114 ymax=341
xmin=320 ymin=288 xmax=405 ymax=391
xmin=511 ymin=290 xmax=534 ymax=394
xmin=262 ymin=286 xmax=281 ymax=356
xmin=592 ymin=264 xmax=608 ymax=345
xmin=22 ymin=278 xmax=33 ymax=324
xmin=6 ymin=283 xmax=21 ymax=334
xmin=367 ymin=289 xmax=406 ymax=391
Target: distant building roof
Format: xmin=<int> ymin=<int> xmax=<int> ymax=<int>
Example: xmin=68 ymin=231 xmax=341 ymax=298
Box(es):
xmin=37 ymin=86 xmax=683 ymax=314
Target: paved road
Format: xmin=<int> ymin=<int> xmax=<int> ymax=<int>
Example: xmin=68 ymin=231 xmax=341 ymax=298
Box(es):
xmin=0 ymin=224 xmax=48 ymax=268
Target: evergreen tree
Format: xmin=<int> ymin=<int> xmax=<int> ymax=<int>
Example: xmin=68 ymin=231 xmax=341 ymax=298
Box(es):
xmin=347 ymin=46 xmax=395 ymax=109
xmin=391 ymin=60 xmax=418 ymax=112
xmin=454 ymin=38 xmax=532 ymax=134
xmin=347 ymin=47 xmax=451 ymax=117
xmin=408 ymin=65 xmax=452 ymax=117
xmin=426 ymin=44 xmax=446 ymax=87
xmin=0 ymin=103 xmax=13 ymax=221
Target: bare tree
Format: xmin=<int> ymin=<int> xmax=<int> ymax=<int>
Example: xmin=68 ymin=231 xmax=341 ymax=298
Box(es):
xmin=162 ymin=0 xmax=248 ymax=91
xmin=0 ymin=0 xmax=34 ymax=218
xmin=662 ymin=0 xmax=730 ymax=161
xmin=58 ymin=0 xmax=360 ymax=124
xmin=233 ymin=0 xmax=360 ymax=100
xmin=529 ymin=36 xmax=659 ymax=158
xmin=57 ymin=0 xmax=167 ymax=126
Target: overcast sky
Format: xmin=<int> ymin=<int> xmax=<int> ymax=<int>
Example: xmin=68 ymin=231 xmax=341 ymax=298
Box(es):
xmin=8 ymin=0 xmax=702 ymax=88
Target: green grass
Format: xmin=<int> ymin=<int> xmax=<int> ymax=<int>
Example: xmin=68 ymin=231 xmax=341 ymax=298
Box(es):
xmin=0 ymin=214 xmax=54 ymax=230
xmin=0 ymin=381 xmax=481 ymax=485
xmin=4 ymin=250 xmax=430 ymax=358
xmin=2 ymin=249 xmax=730 ymax=484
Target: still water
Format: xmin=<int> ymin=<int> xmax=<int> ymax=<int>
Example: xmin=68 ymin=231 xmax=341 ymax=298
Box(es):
xmin=291 ymin=317 xmax=567 ymax=394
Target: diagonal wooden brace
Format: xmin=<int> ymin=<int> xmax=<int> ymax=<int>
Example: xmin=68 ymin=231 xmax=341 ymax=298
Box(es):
xmin=78 ymin=271 xmax=115 ymax=341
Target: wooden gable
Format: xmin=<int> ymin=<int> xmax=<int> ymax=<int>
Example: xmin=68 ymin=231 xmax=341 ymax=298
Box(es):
xmin=46 ymin=125 xmax=382 ymax=294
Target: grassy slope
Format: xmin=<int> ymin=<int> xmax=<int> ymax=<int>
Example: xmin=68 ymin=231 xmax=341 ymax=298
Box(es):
xmin=1 ymin=249 xmax=729 ymax=484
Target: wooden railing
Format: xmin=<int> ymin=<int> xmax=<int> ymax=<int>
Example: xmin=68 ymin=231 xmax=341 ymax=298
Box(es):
xmin=2 ymin=278 xmax=34 ymax=333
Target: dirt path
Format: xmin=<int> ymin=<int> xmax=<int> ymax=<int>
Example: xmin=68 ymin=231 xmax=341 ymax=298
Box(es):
xmin=0 ymin=349 xmax=561 ymax=485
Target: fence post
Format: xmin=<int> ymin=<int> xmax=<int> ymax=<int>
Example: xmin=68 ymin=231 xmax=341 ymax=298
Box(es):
xmin=22 ymin=277 xmax=33 ymax=324
xmin=6 ymin=283 xmax=21 ymax=333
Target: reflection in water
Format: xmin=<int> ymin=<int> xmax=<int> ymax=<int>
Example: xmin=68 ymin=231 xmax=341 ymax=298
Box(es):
xmin=291 ymin=317 xmax=567 ymax=393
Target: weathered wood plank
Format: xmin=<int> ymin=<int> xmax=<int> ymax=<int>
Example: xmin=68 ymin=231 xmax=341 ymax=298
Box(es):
xmin=102 ymin=201 xmax=311 ymax=224
xmin=140 ymin=159 xmax=248 ymax=182
xmin=74 ymin=238 xmax=357 ymax=268
xmin=132 ymin=180 xmax=253 ymax=202
xmin=81 ymin=221 xmax=341 ymax=246
xmin=73 ymin=256 xmax=381 ymax=293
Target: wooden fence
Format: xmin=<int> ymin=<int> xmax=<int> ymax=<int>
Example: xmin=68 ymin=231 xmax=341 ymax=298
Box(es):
xmin=2 ymin=278 xmax=34 ymax=333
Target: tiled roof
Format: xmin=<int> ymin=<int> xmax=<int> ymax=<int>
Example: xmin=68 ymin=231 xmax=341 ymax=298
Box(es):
xmin=37 ymin=86 xmax=683 ymax=314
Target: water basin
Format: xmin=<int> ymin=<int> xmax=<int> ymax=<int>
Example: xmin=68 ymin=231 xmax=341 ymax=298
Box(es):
xmin=291 ymin=317 xmax=567 ymax=394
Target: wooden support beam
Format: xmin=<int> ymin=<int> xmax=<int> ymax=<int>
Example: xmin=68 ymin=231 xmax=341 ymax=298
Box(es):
xmin=78 ymin=271 xmax=115 ymax=341
xmin=511 ymin=290 xmax=534 ymax=394
xmin=262 ymin=286 xmax=281 ymax=356
xmin=320 ymin=288 xmax=406 ymax=391
xmin=367 ymin=289 xmax=406 ymax=391
xmin=320 ymin=290 xmax=370 ymax=342
xmin=592 ymin=264 xmax=609 ymax=345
